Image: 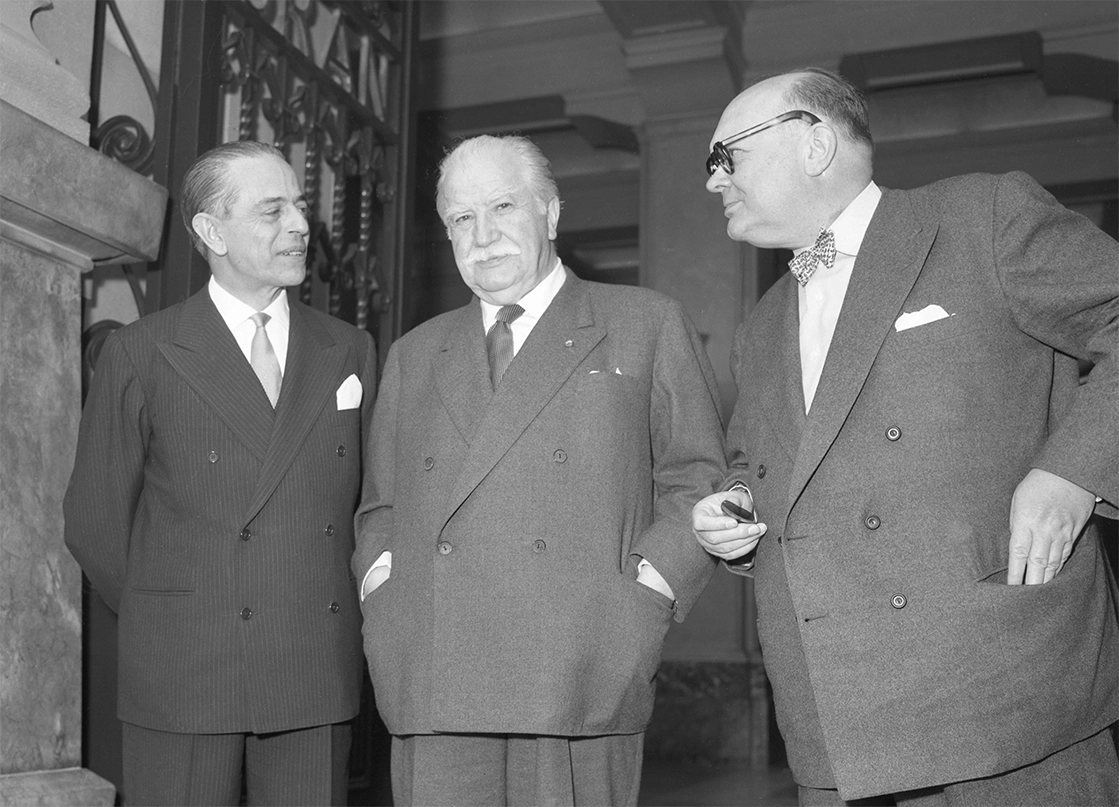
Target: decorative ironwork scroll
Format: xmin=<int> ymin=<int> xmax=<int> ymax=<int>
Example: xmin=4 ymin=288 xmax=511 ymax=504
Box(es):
xmin=90 ymin=0 xmax=159 ymax=175
xmin=217 ymin=0 xmax=412 ymax=345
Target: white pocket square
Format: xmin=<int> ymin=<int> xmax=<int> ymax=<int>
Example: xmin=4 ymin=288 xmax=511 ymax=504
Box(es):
xmin=336 ymin=373 xmax=362 ymax=410
xmin=895 ymin=304 xmax=952 ymax=332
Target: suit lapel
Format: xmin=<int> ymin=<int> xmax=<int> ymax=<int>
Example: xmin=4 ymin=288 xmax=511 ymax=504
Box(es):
xmin=758 ymin=276 xmax=807 ymax=462
xmin=158 ymin=288 xmax=275 ymax=461
xmin=434 ymin=301 xmax=492 ymax=444
xmin=244 ymin=299 xmax=346 ymax=522
xmin=441 ymin=273 xmax=606 ymax=528
xmin=787 ymin=191 xmax=938 ymax=508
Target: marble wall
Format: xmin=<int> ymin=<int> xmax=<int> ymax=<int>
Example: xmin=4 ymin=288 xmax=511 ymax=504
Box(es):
xmin=0 ymin=16 xmax=166 ymax=801
xmin=0 ymin=241 xmax=84 ymax=776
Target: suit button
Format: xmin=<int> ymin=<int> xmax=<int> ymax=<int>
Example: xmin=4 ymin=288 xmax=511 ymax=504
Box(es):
xmin=437 ymin=541 xmax=453 ymax=555
xmin=533 ymin=539 xmax=547 ymax=553
xmin=329 ymin=601 xmax=340 ymax=613
xmin=865 ymin=515 xmax=881 ymax=530
xmin=891 ymin=594 xmax=907 ymax=609
xmin=423 ymin=457 xmax=435 ymax=470
xmin=552 ymin=449 xmax=567 ymax=463
xmin=324 ymin=524 xmax=334 ymax=536
xmin=757 ymin=464 xmax=766 ymax=479
xmin=208 ymin=451 xmax=219 ymax=463
xmin=241 ymin=607 xmax=253 ymax=620
xmin=240 ymin=528 xmax=251 ymax=541
xmin=886 ymin=426 xmax=901 ymax=441
xmin=336 ymin=445 xmax=347 ymax=457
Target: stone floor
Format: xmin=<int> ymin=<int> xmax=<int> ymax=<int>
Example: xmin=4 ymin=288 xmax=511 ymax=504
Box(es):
xmin=638 ymin=760 xmax=798 ymax=806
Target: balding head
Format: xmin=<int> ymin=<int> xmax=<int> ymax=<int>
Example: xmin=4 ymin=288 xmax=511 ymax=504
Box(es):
xmin=706 ymin=68 xmax=875 ymax=249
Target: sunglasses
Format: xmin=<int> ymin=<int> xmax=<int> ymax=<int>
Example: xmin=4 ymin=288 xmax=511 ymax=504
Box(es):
xmin=706 ymin=110 xmax=821 ymax=177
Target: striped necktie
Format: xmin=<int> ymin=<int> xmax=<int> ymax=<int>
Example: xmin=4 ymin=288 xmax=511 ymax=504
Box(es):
xmin=486 ymin=304 xmax=524 ymax=390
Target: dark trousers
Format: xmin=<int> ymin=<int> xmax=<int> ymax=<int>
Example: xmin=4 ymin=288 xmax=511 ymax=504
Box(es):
xmin=390 ymin=732 xmax=645 ymax=806
xmin=798 ymin=726 xmax=1119 ymax=806
xmin=121 ymin=722 xmax=352 ymax=807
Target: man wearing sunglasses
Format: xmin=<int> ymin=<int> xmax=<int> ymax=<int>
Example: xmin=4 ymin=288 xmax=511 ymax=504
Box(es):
xmin=691 ymin=68 xmax=1117 ymax=805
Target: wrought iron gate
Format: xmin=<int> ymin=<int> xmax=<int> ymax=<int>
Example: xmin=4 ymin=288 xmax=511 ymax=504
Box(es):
xmin=91 ymin=0 xmax=417 ymax=371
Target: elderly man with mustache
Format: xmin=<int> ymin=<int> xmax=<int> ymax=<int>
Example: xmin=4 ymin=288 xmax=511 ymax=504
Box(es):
xmin=352 ymin=134 xmax=736 ymax=806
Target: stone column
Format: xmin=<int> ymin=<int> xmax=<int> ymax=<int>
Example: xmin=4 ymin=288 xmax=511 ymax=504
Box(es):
xmin=619 ymin=21 xmax=772 ymax=767
xmin=0 ymin=4 xmax=167 ymax=802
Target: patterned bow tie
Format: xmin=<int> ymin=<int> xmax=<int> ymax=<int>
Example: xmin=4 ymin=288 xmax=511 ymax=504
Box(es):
xmin=788 ymin=229 xmax=836 ymax=286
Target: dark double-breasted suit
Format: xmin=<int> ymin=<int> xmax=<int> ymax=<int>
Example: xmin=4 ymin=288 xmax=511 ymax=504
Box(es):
xmin=726 ymin=172 xmax=1118 ymax=799
xmin=353 ymin=271 xmax=724 ymax=737
xmin=65 ymin=286 xmax=376 ymax=735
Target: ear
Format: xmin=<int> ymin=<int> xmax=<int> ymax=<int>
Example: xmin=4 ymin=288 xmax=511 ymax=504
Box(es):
xmin=546 ymin=196 xmax=561 ymax=241
xmin=803 ymin=121 xmax=838 ymax=178
xmin=192 ymin=212 xmax=228 ymax=257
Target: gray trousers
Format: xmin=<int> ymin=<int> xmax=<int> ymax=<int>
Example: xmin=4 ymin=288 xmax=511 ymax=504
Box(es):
xmin=121 ymin=721 xmax=351 ymax=806
xmin=391 ymin=732 xmax=645 ymax=806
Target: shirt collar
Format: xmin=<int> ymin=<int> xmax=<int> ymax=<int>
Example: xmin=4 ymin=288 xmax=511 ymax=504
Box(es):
xmin=208 ymin=276 xmax=290 ymax=330
xmin=479 ymin=257 xmax=566 ymax=325
xmin=828 ymin=181 xmax=881 ymax=257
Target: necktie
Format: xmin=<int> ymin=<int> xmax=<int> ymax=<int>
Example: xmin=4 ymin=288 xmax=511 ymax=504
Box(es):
xmin=486 ymin=304 xmax=524 ymax=390
xmin=788 ymin=229 xmax=836 ymax=286
xmin=249 ymin=312 xmax=282 ymax=407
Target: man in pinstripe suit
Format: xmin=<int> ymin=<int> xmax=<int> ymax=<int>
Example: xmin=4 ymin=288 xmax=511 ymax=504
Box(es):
xmin=64 ymin=141 xmax=377 ymax=806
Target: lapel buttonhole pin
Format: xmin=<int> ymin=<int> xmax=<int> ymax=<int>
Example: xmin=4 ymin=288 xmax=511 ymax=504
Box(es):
xmin=564 ymin=339 xmax=574 ymax=347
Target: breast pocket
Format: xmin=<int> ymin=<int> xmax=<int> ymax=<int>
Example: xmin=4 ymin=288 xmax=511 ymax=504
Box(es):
xmin=892 ymin=312 xmax=984 ymax=347
xmin=883 ymin=313 xmax=1006 ymax=368
xmin=324 ymin=407 xmax=361 ymax=432
xmin=575 ymin=372 xmax=647 ymax=434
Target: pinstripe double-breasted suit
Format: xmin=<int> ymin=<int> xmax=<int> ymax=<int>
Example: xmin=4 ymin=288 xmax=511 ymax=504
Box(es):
xmin=725 ymin=172 xmax=1118 ymax=800
xmin=353 ymin=271 xmax=724 ymax=738
xmin=64 ymin=285 xmax=376 ymax=735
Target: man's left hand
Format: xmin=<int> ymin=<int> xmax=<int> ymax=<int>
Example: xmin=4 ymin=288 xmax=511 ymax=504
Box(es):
xmin=1007 ymin=468 xmax=1096 ymax=585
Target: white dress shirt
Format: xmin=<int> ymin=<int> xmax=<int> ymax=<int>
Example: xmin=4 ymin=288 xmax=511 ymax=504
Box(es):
xmin=797 ymin=182 xmax=881 ymax=411
xmin=479 ymin=257 xmax=566 ymax=355
xmin=208 ymin=276 xmax=291 ymax=373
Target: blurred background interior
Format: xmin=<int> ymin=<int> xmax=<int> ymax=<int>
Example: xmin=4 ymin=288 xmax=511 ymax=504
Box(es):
xmin=1 ymin=1 xmax=1115 ymax=803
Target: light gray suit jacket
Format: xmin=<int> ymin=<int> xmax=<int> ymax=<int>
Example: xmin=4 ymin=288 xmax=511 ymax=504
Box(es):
xmin=725 ymin=172 xmax=1118 ymax=799
xmin=353 ymin=271 xmax=725 ymax=737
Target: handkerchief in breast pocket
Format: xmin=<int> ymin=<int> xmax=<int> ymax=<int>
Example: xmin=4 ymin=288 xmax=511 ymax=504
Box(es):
xmin=895 ymin=304 xmax=952 ymax=332
xmin=336 ymin=373 xmax=362 ymax=410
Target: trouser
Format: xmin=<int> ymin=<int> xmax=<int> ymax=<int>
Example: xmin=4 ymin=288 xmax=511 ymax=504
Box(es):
xmin=390 ymin=731 xmax=645 ymax=806
xmin=121 ymin=721 xmax=352 ymax=806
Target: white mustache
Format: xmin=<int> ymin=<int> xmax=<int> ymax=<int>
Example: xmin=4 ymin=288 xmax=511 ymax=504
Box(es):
xmin=469 ymin=250 xmax=519 ymax=263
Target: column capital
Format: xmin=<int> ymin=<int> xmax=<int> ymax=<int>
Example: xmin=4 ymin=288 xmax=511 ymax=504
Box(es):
xmin=0 ymin=0 xmax=90 ymax=143
xmin=0 ymin=101 xmax=167 ymax=271
xmin=622 ymin=25 xmax=743 ymax=120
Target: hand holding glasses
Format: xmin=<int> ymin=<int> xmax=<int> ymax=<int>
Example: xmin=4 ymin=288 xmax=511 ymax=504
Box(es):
xmin=720 ymin=498 xmax=756 ymax=524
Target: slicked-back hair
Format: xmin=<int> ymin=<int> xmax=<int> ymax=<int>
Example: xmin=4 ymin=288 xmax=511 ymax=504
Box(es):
xmin=435 ymin=135 xmax=560 ymax=228
xmin=782 ymin=67 xmax=874 ymax=152
xmin=180 ymin=140 xmax=287 ymax=257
